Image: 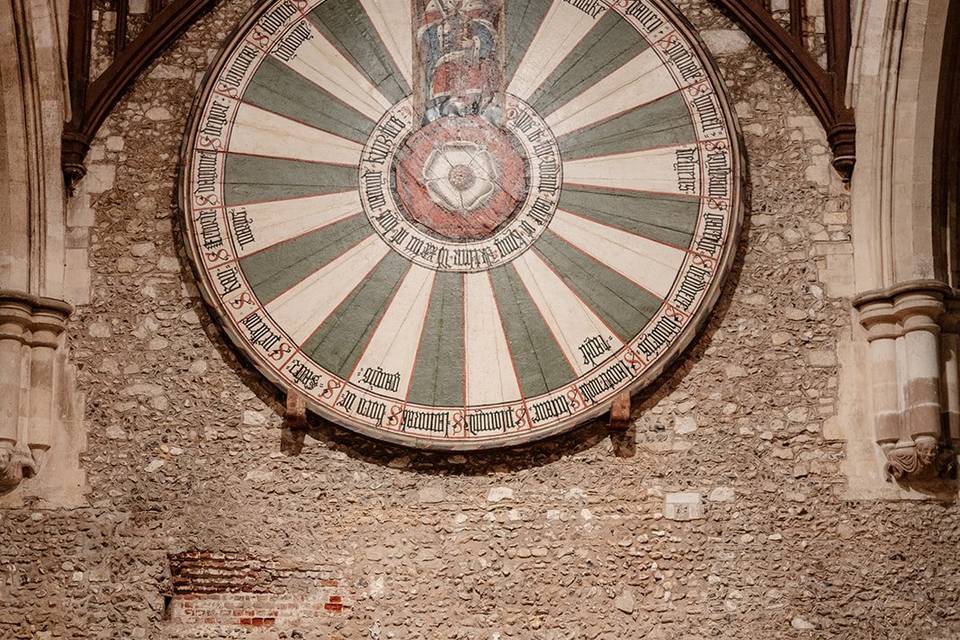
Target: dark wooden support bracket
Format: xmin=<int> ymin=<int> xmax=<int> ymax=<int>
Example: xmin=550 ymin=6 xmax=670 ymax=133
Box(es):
xmin=280 ymin=392 xmax=308 ymax=455
xmin=284 ymin=392 xmax=308 ymax=430
xmin=608 ymin=391 xmax=635 ymax=457
xmin=609 ymin=391 xmax=632 ymax=431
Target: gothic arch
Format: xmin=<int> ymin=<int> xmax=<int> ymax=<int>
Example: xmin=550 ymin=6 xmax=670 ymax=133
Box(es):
xmin=0 ymin=0 xmax=84 ymax=505
xmin=847 ymin=0 xmax=960 ymax=485
xmin=849 ymin=0 xmax=953 ymax=291
xmin=935 ymin=0 xmax=960 ymax=287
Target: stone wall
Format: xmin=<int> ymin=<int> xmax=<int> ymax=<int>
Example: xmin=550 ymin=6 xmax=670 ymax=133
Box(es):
xmin=1 ymin=0 xmax=959 ymax=638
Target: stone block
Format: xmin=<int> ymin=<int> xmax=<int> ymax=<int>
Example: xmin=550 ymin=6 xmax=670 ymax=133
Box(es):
xmin=812 ymin=241 xmax=853 ymax=256
xmin=84 ymin=164 xmax=115 ymax=193
xmin=63 ymin=249 xmax=91 ymax=306
xmin=822 ymin=211 xmax=848 ymax=225
xmin=673 ymin=415 xmax=698 ymax=435
xmin=708 ymin=486 xmax=735 ymax=502
xmin=88 ymin=144 xmax=106 ymax=161
xmin=806 ymin=349 xmax=837 ymax=367
xmin=418 ymin=485 xmax=445 ymax=503
xmin=146 ymin=106 xmax=172 ymax=121
xmin=701 ymin=30 xmax=751 ymax=56
xmin=663 ymin=492 xmax=704 ymax=521
xmin=105 ymin=136 xmax=124 ymax=151
xmin=149 ymin=64 xmax=194 ymax=80
xmin=819 ymin=253 xmax=856 ymax=297
xmin=101 ymin=10 xmax=116 ymax=32
xmin=787 ymin=115 xmax=823 ymax=140
xmin=65 ymin=226 xmax=89 ymax=248
xmin=613 ymin=589 xmax=635 ymax=614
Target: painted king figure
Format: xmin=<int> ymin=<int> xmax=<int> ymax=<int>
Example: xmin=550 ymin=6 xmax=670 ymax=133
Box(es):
xmin=416 ymin=0 xmax=503 ymax=124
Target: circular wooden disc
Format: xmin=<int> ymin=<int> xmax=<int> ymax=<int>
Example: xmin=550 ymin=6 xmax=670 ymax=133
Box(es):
xmin=180 ymin=0 xmax=744 ymax=450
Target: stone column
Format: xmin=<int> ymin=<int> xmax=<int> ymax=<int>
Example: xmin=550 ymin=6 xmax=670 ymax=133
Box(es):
xmin=0 ymin=291 xmax=73 ymax=491
xmin=854 ymin=281 xmax=953 ymax=480
xmin=941 ymin=301 xmax=960 ymax=455
xmin=895 ymin=290 xmax=944 ymax=473
xmin=0 ymin=296 xmax=31 ymax=487
xmin=0 ymin=0 xmax=87 ymax=505
xmin=858 ymin=299 xmax=901 ymax=466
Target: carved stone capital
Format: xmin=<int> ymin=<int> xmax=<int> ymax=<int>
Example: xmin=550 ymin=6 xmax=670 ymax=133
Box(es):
xmin=894 ymin=293 xmax=944 ymax=335
xmin=854 ymin=279 xmax=950 ymax=337
xmin=0 ymin=443 xmax=37 ymax=491
xmin=0 ymin=289 xmax=72 ymax=343
xmin=856 ymin=299 xmax=900 ymax=341
xmin=0 ymin=290 xmax=75 ymax=495
xmin=883 ymin=436 xmax=942 ymax=480
xmin=853 ymin=280 xmax=956 ymax=482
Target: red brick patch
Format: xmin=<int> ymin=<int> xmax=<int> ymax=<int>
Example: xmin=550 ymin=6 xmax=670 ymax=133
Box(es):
xmin=167 ymin=551 xmax=347 ymax=627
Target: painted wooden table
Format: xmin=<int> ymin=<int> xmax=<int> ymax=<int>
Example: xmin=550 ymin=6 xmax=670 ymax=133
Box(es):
xmin=181 ymin=0 xmax=743 ymax=449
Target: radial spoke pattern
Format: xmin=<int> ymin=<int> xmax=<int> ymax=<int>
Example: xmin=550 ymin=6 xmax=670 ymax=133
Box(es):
xmin=244 ymin=56 xmax=377 ymax=145
xmin=407 ymin=272 xmax=465 ymax=408
xmin=557 ymin=185 xmax=699 ymax=249
xmin=300 ymin=251 xmax=411 ymax=377
xmin=306 ymin=0 xmax=412 ymax=104
xmin=230 ymin=103 xmax=365 ymax=165
xmin=231 ymin=192 xmax=364 ymax=259
xmin=223 ymin=154 xmax=358 ymax=206
xmin=529 ymin=12 xmax=651 ymax=118
xmin=350 ymin=265 xmax=435 ymax=400
xmin=183 ymin=0 xmax=742 ymax=449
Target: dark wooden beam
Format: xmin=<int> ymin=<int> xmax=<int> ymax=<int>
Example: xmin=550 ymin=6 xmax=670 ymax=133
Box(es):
xmin=713 ymin=0 xmax=832 ymax=126
xmin=608 ymin=391 xmax=631 ymax=430
xmin=62 ymin=0 xmax=215 ymax=188
xmin=788 ymin=0 xmax=803 ymax=40
xmin=822 ymin=0 xmax=855 ymax=177
xmin=146 ymin=0 xmax=159 ymax=21
xmin=284 ymin=391 xmax=308 ymax=430
xmin=711 ymin=0 xmax=856 ymax=179
xmin=82 ymin=0 xmax=214 ymax=140
xmin=62 ymin=0 xmax=857 ymax=186
xmin=824 ymin=0 xmax=851 ymax=97
xmin=114 ymin=0 xmax=129 ymax=56
xmin=62 ymin=0 xmax=93 ymax=187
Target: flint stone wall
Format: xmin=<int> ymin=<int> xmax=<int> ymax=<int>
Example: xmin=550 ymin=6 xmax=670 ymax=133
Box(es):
xmin=1 ymin=0 xmax=958 ymax=639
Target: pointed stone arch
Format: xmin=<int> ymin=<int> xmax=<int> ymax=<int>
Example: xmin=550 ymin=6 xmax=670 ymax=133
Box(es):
xmin=843 ymin=0 xmax=960 ymax=490
xmin=0 ymin=0 xmax=85 ymax=506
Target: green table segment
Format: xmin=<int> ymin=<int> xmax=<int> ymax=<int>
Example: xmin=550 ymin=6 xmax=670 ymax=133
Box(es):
xmin=181 ymin=0 xmax=744 ymax=450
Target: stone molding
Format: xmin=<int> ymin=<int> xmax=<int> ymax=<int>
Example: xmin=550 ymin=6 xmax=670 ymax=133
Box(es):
xmin=848 ymin=0 xmax=952 ymax=293
xmin=853 ymin=280 xmax=959 ymax=481
xmin=0 ymin=290 xmax=82 ymax=495
xmin=843 ymin=1 xmax=959 ymax=494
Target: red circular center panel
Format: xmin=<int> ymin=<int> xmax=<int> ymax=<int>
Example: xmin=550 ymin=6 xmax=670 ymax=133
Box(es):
xmin=357 ymin=94 xmax=561 ymax=273
xmin=393 ymin=115 xmax=528 ymax=241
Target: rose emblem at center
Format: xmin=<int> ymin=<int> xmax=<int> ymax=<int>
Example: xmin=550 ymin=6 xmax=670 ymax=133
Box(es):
xmin=393 ymin=115 xmax=528 ymax=241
